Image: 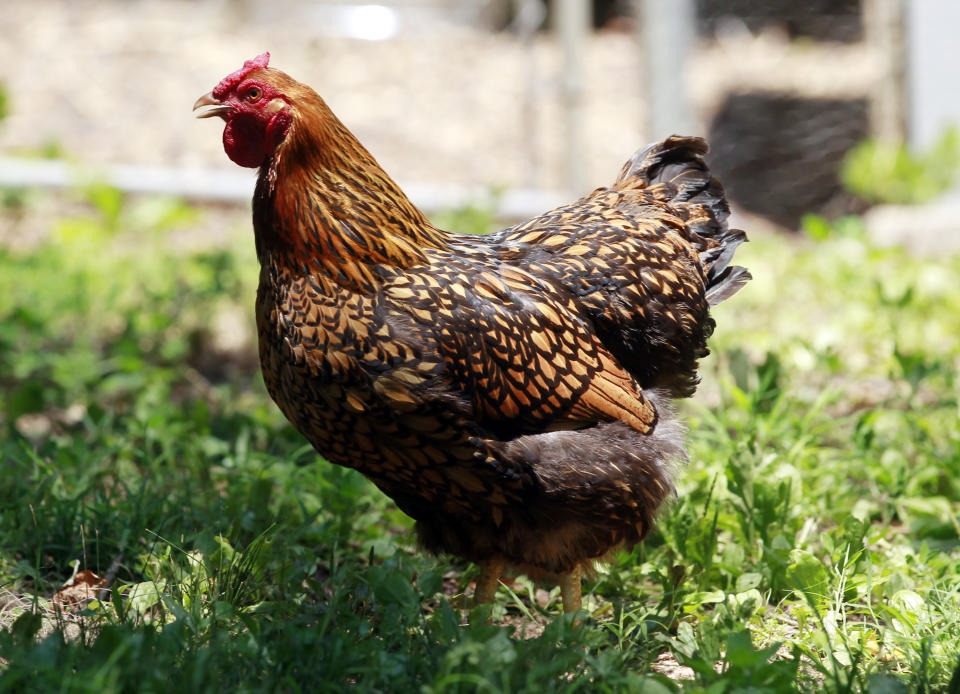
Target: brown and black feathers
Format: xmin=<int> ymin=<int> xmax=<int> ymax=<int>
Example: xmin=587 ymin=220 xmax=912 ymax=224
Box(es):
xmin=240 ymin=66 xmax=749 ymax=579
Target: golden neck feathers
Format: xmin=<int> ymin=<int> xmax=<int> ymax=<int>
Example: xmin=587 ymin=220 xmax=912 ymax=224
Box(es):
xmin=253 ymin=91 xmax=447 ymax=290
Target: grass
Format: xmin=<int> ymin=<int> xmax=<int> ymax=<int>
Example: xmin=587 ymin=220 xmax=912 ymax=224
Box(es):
xmin=842 ymin=128 xmax=960 ymax=205
xmin=1 ymin=186 xmax=959 ymax=692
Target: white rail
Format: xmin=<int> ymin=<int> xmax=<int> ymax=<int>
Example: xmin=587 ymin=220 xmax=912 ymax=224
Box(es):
xmin=0 ymin=157 xmax=569 ymax=221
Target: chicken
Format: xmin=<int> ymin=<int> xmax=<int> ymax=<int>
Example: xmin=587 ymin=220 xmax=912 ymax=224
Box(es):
xmin=194 ymin=53 xmax=750 ymax=614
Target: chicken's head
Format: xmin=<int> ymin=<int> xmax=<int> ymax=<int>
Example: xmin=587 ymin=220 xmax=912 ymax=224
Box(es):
xmin=194 ymin=53 xmax=293 ymax=168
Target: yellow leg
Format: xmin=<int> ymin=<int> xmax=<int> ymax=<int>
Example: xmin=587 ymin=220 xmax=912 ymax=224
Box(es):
xmin=560 ymin=565 xmax=582 ymax=614
xmin=473 ymin=558 xmax=505 ymax=607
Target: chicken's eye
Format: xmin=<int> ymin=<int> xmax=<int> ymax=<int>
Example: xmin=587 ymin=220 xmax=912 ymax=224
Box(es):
xmin=246 ymin=87 xmax=262 ymax=102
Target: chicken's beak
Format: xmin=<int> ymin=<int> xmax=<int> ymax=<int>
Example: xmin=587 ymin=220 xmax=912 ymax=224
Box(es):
xmin=193 ymin=92 xmax=232 ymax=119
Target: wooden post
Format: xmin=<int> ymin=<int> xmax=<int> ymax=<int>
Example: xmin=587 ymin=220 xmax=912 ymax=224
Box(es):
xmin=556 ymin=0 xmax=590 ymax=195
xmin=864 ymin=0 xmax=906 ymax=143
xmin=638 ymin=0 xmax=696 ymax=141
xmin=515 ymin=0 xmax=546 ymax=188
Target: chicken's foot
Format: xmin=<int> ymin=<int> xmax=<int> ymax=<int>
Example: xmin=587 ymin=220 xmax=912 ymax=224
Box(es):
xmin=560 ymin=565 xmax=582 ymax=615
xmin=473 ymin=558 xmax=505 ymax=607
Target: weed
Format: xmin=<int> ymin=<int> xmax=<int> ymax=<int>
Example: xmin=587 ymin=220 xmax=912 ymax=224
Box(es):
xmin=0 ymin=188 xmax=958 ymax=691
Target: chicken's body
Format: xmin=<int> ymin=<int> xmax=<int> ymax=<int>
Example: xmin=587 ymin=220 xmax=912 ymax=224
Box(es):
xmin=197 ymin=55 xmax=750 ymax=608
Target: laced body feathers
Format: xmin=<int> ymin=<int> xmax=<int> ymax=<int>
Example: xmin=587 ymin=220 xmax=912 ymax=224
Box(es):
xmin=247 ymin=68 xmax=749 ymax=575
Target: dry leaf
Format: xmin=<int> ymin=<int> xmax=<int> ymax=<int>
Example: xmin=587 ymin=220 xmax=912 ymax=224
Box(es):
xmin=51 ymin=570 xmax=107 ymax=611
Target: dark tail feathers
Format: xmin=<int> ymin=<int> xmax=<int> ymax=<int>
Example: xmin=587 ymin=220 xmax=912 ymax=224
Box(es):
xmin=616 ymin=135 xmax=751 ymax=306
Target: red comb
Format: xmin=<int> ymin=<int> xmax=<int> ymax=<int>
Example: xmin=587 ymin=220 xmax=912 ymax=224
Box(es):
xmin=212 ymin=53 xmax=271 ymax=99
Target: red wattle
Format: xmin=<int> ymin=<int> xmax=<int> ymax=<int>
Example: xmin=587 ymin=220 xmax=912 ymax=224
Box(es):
xmin=222 ymin=110 xmax=292 ymax=169
xmin=223 ymin=116 xmax=267 ymax=169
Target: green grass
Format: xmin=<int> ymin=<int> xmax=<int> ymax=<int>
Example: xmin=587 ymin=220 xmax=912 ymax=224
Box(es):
xmin=1 ymin=189 xmax=959 ymax=692
xmin=842 ymin=128 xmax=960 ymax=205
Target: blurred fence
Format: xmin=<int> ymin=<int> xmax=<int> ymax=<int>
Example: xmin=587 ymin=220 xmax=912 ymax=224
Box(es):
xmin=667 ymin=0 xmax=895 ymax=229
xmin=3 ymin=0 xmax=950 ymax=233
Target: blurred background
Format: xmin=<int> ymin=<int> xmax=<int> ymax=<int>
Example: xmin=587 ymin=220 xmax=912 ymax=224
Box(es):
xmin=2 ymin=0 xmax=959 ymax=241
xmin=2 ymin=4 xmax=960 ymax=686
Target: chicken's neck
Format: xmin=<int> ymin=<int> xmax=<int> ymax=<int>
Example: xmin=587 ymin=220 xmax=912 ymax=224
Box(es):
xmin=253 ymin=100 xmax=447 ymax=292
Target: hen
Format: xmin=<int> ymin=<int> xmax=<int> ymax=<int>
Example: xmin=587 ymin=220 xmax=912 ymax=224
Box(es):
xmin=195 ymin=54 xmax=749 ymax=614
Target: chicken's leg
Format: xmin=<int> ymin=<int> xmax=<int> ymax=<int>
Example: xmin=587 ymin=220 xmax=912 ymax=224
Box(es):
xmin=560 ymin=565 xmax=582 ymax=614
xmin=473 ymin=558 xmax=505 ymax=607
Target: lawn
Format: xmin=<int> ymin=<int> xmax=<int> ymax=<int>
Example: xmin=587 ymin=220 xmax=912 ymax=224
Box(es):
xmin=1 ymin=185 xmax=958 ymax=692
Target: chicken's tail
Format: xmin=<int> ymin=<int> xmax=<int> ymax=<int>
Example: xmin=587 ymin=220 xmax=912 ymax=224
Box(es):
xmin=615 ymin=135 xmax=751 ymax=306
